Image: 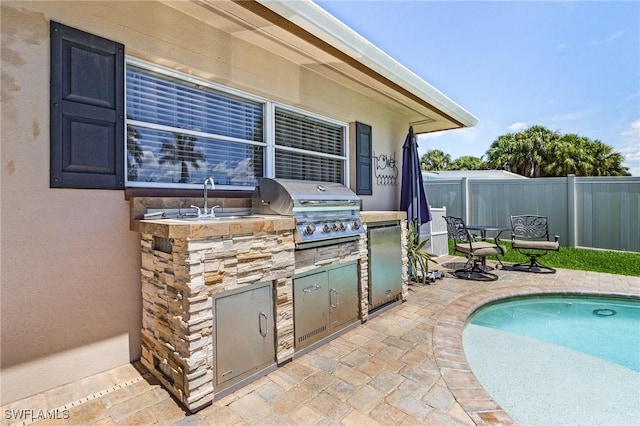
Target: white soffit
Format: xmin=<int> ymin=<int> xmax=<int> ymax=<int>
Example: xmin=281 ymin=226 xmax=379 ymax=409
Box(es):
xmin=255 ymin=0 xmax=477 ymax=130
xmin=163 ymin=0 xmax=477 ymax=132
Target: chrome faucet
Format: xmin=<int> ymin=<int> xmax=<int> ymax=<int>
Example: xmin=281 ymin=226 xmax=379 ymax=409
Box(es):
xmin=203 ymin=177 xmax=217 ymax=216
xmin=190 ymin=177 xmax=218 ymax=218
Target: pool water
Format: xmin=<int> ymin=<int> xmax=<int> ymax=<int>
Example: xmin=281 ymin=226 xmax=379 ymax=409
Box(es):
xmin=467 ymin=295 xmax=640 ymax=371
xmin=463 ymin=295 xmax=640 ymax=425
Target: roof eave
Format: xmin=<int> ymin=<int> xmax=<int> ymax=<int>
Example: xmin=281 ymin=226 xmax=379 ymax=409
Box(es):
xmin=252 ymin=0 xmax=478 ymax=130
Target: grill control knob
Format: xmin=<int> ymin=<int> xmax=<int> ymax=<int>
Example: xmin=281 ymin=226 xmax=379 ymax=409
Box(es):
xmin=322 ymin=223 xmax=331 ymax=233
xmin=351 ymin=220 xmax=361 ymax=230
xmin=303 ymin=224 xmax=316 ymax=235
xmin=338 ymin=222 xmax=347 ymax=231
xmin=332 ymin=223 xmax=339 ymax=232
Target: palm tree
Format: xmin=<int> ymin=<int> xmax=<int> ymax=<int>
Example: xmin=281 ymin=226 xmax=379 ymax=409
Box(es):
xmin=126 ymin=124 xmax=145 ymax=181
xmin=510 ymin=125 xmax=559 ymax=177
xmin=488 ymin=125 xmax=629 ymax=177
xmin=158 ymin=132 xmax=205 ymax=183
xmin=417 ymin=126 xmax=628 ymax=178
xmin=420 ymin=149 xmax=452 ymax=171
xmin=488 ymin=125 xmax=560 ymax=176
xmin=486 ymin=133 xmax=518 ymax=173
xmin=544 ymin=134 xmax=593 ymax=176
xmin=588 ymin=140 xmax=630 ymax=176
xmin=450 ymin=155 xmax=487 ymax=171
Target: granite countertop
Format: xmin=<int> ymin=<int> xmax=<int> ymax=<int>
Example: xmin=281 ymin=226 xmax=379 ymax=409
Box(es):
xmin=131 ymin=211 xmax=404 ymax=239
xmin=131 ymin=215 xmax=295 ymax=239
xmin=360 ymin=211 xmax=406 ymax=223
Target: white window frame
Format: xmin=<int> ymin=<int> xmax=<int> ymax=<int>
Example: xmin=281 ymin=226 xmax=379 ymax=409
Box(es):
xmin=125 ymin=57 xmax=349 ymax=189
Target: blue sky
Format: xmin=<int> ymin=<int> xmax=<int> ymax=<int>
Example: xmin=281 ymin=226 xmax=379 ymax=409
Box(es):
xmin=315 ymin=1 xmax=640 ymax=175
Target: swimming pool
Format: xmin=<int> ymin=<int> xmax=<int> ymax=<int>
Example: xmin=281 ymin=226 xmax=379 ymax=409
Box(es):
xmin=463 ymin=295 xmax=640 ymax=425
xmin=467 ymin=295 xmax=640 ymax=371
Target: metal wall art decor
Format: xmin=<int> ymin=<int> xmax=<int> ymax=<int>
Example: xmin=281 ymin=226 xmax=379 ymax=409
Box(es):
xmin=373 ymin=151 xmax=398 ymax=186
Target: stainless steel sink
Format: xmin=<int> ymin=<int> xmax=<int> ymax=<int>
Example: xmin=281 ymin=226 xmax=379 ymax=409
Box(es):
xmin=180 ymin=215 xmax=246 ymax=221
xmin=143 ymin=209 xmax=258 ymax=222
xmin=155 ymin=215 xmax=262 ymax=223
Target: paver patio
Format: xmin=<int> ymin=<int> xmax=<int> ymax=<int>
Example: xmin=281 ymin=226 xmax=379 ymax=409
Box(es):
xmin=2 ymin=255 xmax=638 ymax=426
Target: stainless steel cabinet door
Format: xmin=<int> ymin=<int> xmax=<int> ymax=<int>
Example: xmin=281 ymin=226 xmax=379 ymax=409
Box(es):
xmin=215 ymin=282 xmax=275 ymax=386
xmin=293 ymin=270 xmax=329 ymax=349
xmin=328 ymin=262 xmax=359 ymax=330
xmin=368 ymin=225 xmax=402 ymax=309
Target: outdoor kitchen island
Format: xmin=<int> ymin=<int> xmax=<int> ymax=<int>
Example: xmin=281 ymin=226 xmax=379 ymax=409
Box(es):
xmin=131 ymin=207 xmax=407 ymax=412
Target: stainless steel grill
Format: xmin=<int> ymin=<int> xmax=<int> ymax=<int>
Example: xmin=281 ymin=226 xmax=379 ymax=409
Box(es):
xmin=252 ymin=178 xmax=364 ymax=248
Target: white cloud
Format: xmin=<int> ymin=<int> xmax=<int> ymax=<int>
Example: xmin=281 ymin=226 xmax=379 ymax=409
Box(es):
xmin=142 ymin=149 xmax=156 ymax=163
xmin=621 ymin=119 xmax=640 ymax=143
xmin=615 ymin=134 xmax=640 ymax=176
xmin=557 ymin=30 xmax=625 ymax=50
xmin=594 ymin=30 xmax=624 ymax=45
xmin=509 ymin=122 xmax=527 ymax=132
xmin=625 ymin=91 xmax=640 ymax=101
xmin=212 ymin=158 xmax=256 ymax=185
xmin=618 ymin=145 xmax=640 ymax=161
xmin=628 ymin=154 xmax=640 ymax=163
xmin=546 ymin=109 xmax=596 ymax=123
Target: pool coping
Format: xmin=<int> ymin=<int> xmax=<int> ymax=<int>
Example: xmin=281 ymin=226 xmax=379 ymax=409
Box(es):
xmin=432 ymin=282 xmax=640 ymax=425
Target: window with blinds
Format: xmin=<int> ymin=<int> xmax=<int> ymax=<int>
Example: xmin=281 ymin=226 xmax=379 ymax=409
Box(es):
xmin=125 ymin=61 xmax=347 ymax=188
xmin=274 ymin=107 xmax=346 ymax=183
xmin=126 ymin=65 xmax=264 ymax=187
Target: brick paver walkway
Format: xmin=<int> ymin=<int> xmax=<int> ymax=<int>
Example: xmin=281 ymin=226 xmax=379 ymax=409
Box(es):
xmin=2 ymin=256 xmax=638 ymax=425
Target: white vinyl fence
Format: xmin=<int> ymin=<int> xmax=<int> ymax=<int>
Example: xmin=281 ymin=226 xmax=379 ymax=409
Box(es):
xmin=424 ymin=175 xmax=640 ymax=253
xmin=420 ymin=207 xmax=448 ymax=257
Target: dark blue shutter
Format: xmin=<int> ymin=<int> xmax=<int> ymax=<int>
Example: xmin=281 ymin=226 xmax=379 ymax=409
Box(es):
xmin=355 ymin=122 xmax=372 ymax=195
xmin=50 ymin=21 xmax=124 ymax=189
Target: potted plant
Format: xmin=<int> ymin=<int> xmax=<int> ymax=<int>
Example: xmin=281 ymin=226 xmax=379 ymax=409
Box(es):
xmin=407 ymin=221 xmax=438 ymax=285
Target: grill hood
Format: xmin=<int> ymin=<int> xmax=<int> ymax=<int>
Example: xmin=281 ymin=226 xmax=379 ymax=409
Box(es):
xmin=252 ymin=178 xmax=361 ymax=216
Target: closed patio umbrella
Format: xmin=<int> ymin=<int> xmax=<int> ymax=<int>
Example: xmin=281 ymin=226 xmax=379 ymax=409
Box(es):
xmin=401 ymin=126 xmax=437 ymax=283
xmin=400 ymin=126 xmax=432 ymax=230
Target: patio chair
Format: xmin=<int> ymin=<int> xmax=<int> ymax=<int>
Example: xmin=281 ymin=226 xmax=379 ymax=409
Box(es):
xmin=510 ymin=215 xmax=560 ymax=273
xmin=443 ymin=216 xmax=505 ymax=281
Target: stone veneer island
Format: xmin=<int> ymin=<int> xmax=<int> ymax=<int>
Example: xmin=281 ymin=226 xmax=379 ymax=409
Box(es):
xmin=131 ymin=207 xmax=407 ymax=411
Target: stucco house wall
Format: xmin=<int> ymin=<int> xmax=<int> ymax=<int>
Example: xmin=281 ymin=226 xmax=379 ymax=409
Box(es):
xmin=1 ymin=1 xmax=424 ymax=404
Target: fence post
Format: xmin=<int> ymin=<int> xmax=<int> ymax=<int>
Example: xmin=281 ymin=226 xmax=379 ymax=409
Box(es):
xmin=567 ymin=174 xmax=576 ymax=247
xmin=461 ymin=177 xmax=469 ymax=223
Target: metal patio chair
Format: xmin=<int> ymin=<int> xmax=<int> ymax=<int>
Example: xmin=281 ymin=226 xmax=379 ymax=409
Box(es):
xmin=510 ymin=215 xmax=560 ymax=273
xmin=443 ymin=216 xmax=505 ymax=281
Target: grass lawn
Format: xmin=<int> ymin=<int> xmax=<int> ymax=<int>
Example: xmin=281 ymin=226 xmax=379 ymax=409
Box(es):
xmin=447 ymin=239 xmax=640 ymax=277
